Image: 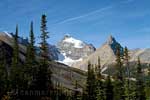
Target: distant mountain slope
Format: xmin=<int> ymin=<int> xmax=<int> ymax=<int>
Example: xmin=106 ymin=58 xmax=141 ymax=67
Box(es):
xmin=130 ymin=48 xmax=150 ymax=63
xmin=73 ymin=35 xmax=150 ymax=71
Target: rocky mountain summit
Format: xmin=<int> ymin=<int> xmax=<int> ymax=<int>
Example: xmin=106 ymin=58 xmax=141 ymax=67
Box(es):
xmin=72 ymin=35 xmax=122 ymax=70
xmin=56 ymin=34 xmax=96 ymax=66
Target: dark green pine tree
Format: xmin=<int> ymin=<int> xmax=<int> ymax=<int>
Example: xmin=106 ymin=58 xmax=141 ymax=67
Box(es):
xmin=95 ymin=57 xmax=105 ymax=100
xmin=11 ymin=25 xmax=19 ymax=69
xmin=148 ymin=64 xmax=150 ymax=76
xmin=25 ymin=21 xmax=37 ymax=90
xmin=123 ymin=46 xmax=131 ymax=100
xmin=105 ymin=75 xmax=114 ymax=100
xmin=10 ymin=25 xmax=26 ymax=99
xmin=85 ymin=62 xmax=96 ymax=100
xmin=10 ymin=25 xmax=20 ymax=89
xmin=147 ymin=64 xmax=150 ymax=88
xmin=34 ymin=14 xmax=52 ymax=97
xmin=0 ymin=51 xmax=7 ymax=99
xmin=113 ymin=46 xmax=125 ymax=100
xmin=135 ymin=57 xmax=146 ymax=100
xmin=96 ymin=57 xmax=102 ymax=79
xmin=26 ymin=21 xmax=36 ymax=64
xmin=145 ymin=64 xmax=150 ymax=100
xmin=40 ymin=14 xmax=52 ymax=88
xmin=73 ymin=80 xmax=82 ymax=100
xmin=40 ymin=14 xmax=49 ymax=62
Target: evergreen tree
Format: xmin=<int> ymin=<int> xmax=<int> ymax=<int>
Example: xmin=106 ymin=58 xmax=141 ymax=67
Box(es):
xmin=115 ymin=46 xmax=123 ymax=81
xmin=73 ymin=81 xmax=81 ymax=100
xmin=25 ymin=21 xmax=37 ymax=91
xmin=135 ymin=57 xmax=146 ymax=100
xmin=0 ymin=52 xmax=7 ymax=99
xmin=10 ymin=25 xmax=20 ymax=90
xmin=124 ymin=46 xmax=131 ymax=100
xmin=95 ymin=57 xmax=105 ymax=100
xmin=96 ymin=80 xmax=105 ymax=100
xmin=12 ymin=25 xmax=19 ymax=68
xmin=40 ymin=14 xmax=52 ymax=89
xmin=105 ymin=75 xmax=113 ymax=100
xmin=32 ymin=14 xmax=52 ymax=98
xmin=86 ymin=62 xmax=96 ymax=100
xmin=148 ymin=64 xmax=150 ymax=76
xmin=26 ymin=21 xmax=36 ymax=64
xmin=10 ymin=25 xmax=25 ymax=99
xmin=145 ymin=64 xmax=150 ymax=100
xmin=96 ymin=57 xmax=102 ymax=79
xmin=113 ymin=46 xmax=125 ymax=100
xmin=40 ymin=14 xmax=49 ymax=62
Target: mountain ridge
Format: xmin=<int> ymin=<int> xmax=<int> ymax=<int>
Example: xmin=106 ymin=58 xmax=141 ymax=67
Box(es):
xmin=73 ymin=35 xmax=150 ymax=71
xmin=0 ymin=32 xmax=150 ymax=71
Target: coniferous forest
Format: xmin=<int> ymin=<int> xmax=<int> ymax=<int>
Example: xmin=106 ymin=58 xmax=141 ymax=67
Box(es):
xmin=0 ymin=14 xmax=150 ymax=100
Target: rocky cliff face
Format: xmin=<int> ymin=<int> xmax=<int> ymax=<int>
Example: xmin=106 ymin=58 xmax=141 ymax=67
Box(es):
xmin=73 ymin=35 xmax=150 ymax=71
xmin=56 ymin=35 xmax=96 ymax=66
xmin=72 ymin=35 xmax=122 ymax=70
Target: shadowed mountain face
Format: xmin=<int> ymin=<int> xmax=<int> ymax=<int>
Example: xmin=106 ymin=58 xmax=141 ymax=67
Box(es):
xmin=106 ymin=35 xmax=123 ymax=55
xmin=0 ymin=40 xmax=13 ymax=66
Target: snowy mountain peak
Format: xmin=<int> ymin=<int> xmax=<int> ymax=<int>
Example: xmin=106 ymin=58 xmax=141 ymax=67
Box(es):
xmin=62 ymin=35 xmax=85 ymax=48
xmin=57 ymin=35 xmax=96 ymax=66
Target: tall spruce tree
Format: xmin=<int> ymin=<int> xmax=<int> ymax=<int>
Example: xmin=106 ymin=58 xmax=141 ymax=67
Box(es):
xmin=96 ymin=57 xmax=102 ymax=79
xmin=0 ymin=51 xmax=7 ymax=99
xmin=10 ymin=25 xmax=20 ymax=90
xmin=145 ymin=64 xmax=150 ymax=99
xmin=10 ymin=25 xmax=26 ymax=100
xmin=113 ymin=46 xmax=125 ymax=100
xmin=135 ymin=57 xmax=146 ymax=100
xmin=12 ymin=25 xmax=19 ymax=68
xmin=26 ymin=21 xmax=35 ymax=64
xmin=124 ymin=46 xmax=131 ymax=100
xmin=73 ymin=80 xmax=81 ymax=100
xmin=86 ymin=62 xmax=96 ymax=100
xmin=95 ymin=57 xmax=105 ymax=100
xmin=40 ymin=14 xmax=49 ymax=62
xmin=105 ymin=75 xmax=113 ymax=100
xmin=34 ymin=14 xmax=52 ymax=97
xmin=25 ymin=21 xmax=37 ymax=90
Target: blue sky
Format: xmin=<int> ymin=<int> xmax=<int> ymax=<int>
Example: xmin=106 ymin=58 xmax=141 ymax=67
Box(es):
xmin=0 ymin=0 xmax=150 ymax=49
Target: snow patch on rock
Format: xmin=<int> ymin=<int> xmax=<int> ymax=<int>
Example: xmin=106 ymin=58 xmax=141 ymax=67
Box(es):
xmin=57 ymin=52 xmax=83 ymax=66
xmin=0 ymin=31 xmax=12 ymax=38
xmin=63 ymin=36 xmax=84 ymax=48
